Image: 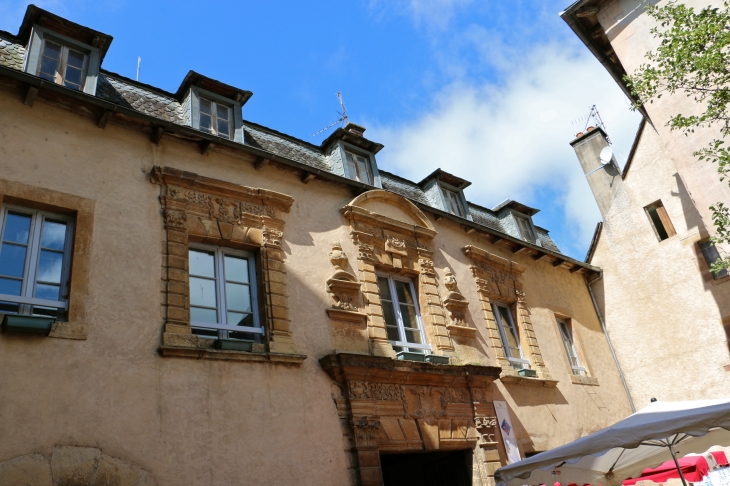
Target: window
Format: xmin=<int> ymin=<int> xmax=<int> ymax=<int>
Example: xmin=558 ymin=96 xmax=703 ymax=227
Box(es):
xmin=699 ymin=240 xmax=728 ymax=279
xmin=0 ymin=205 xmax=73 ymax=319
xmin=198 ymin=98 xmax=232 ymax=139
xmin=515 ymin=215 xmax=536 ymax=244
xmin=377 ymin=275 xmax=430 ymax=354
xmin=36 ymin=39 xmax=87 ymax=91
xmin=441 ymin=186 xmax=466 ymax=218
xmin=645 ymin=201 xmax=676 ymax=241
xmin=557 ymin=319 xmax=587 ymax=376
xmin=345 ymin=151 xmax=373 ymax=185
xmin=492 ymin=303 xmax=530 ymax=370
xmin=189 ymin=245 xmax=261 ymax=340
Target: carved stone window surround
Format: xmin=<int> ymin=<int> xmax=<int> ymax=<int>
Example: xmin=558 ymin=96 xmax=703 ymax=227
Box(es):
xmin=0 ymin=179 xmax=94 ymax=341
xmin=342 ymin=190 xmax=455 ymax=358
xmin=150 ymin=166 xmax=305 ymax=364
xmin=463 ymin=245 xmax=556 ymax=384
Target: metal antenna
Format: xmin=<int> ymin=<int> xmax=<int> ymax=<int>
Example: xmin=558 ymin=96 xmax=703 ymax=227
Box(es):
xmin=579 ymin=105 xmax=612 ymax=145
xmin=136 ymin=57 xmax=141 ymax=81
xmin=312 ymin=92 xmax=349 ymax=137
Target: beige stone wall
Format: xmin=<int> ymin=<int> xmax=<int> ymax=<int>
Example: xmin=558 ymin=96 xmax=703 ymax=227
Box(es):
xmin=0 ymin=88 xmax=631 ymax=484
xmin=589 ymin=123 xmax=730 ymax=406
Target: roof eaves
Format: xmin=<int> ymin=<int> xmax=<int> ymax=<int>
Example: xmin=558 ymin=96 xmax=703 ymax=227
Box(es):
xmin=585 ymin=221 xmax=603 ymax=263
xmin=621 ymin=117 xmax=647 ymax=179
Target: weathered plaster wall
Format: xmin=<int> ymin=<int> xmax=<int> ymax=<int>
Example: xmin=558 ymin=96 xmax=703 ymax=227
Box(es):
xmin=596 ymin=0 xmax=730 ymax=254
xmin=589 ymin=123 xmax=730 ymax=406
xmin=0 ymin=88 xmax=630 ymax=484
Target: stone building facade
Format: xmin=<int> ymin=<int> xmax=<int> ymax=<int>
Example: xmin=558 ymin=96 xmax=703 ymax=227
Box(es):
xmin=563 ymin=0 xmax=730 ymax=407
xmin=0 ymin=6 xmax=632 ymax=485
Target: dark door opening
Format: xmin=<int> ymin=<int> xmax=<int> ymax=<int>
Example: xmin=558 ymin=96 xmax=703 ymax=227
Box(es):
xmin=380 ymin=449 xmax=472 ymax=486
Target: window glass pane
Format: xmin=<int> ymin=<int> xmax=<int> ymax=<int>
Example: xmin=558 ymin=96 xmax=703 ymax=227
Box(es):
xmin=225 ymin=282 xmax=252 ymax=313
xmin=39 ymin=57 xmax=60 ymax=80
xmin=66 ymin=49 xmax=84 ymax=69
xmin=32 ymin=306 xmax=60 ymax=318
xmin=200 ymin=98 xmax=212 ymax=114
xmin=34 ymin=283 xmax=60 ymax=301
xmin=217 ymin=119 xmax=230 ymax=139
xmin=377 ymin=277 xmax=391 ymax=300
xmin=41 ymin=220 xmax=67 ymax=250
xmin=516 ymin=217 xmax=534 ymax=242
xmin=355 ymin=155 xmax=372 ymax=184
xmin=216 ymin=104 xmax=229 ymax=120
xmin=394 ymin=280 xmax=415 ymax=306
xmin=64 ymin=67 xmax=82 ymax=89
xmin=404 ymin=328 xmax=422 ymax=344
xmin=199 ymin=113 xmax=213 ymax=133
xmin=192 ymin=327 xmax=218 ymax=338
xmin=43 ymin=41 xmax=62 ymax=60
xmin=4 ymin=213 xmax=31 ymax=244
xmin=345 ymin=153 xmax=358 ymax=180
xmin=224 ymin=255 xmax=249 ymax=283
xmin=497 ymin=306 xmax=521 ymax=358
xmin=191 ymin=307 xmax=217 ymax=324
xmin=407 ymin=348 xmax=426 ymax=354
xmin=0 ymin=243 xmax=27 ymax=278
xmin=37 ymin=250 xmax=63 ymax=283
xmin=189 ymin=250 xmax=215 ymax=278
xmin=0 ymin=278 xmax=22 ymax=296
xmin=382 ymin=300 xmax=398 ymax=328
xmin=228 ymin=312 xmax=255 ymax=328
xmin=386 ymin=325 xmax=400 ymax=341
xmin=399 ymin=304 xmax=418 ymax=329
xmin=190 ymin=277 xmax=217 ymax=308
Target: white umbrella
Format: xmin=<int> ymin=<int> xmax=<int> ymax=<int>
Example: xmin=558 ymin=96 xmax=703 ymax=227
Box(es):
xmin=495 ymin=399 xmax=730 ymax=486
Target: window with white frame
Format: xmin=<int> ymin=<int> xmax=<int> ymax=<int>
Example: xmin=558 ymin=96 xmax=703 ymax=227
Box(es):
xmin=0 ymin=206 xmax=73 ymax=319
xmin=188 ymin=245 xmax=261 ymax=340
xmin=514 ymin=214 xmax=536 ymax=244
xmin=377 ymin=275 xmax=430 ymax=354
xmin=557 ymin=318 xmax=587 ymax=376
xmin=492 ymin=303 xmax=530 ymax=370
xmin=198 ymin=98 xmax=232 ymax=140
xmin=440 ymin=186 xmax=466 ymax=218
xmin=344 ymin=151 xmax=373 ymax=185
xmin=36 ymin=39 xmax=87 ymax=91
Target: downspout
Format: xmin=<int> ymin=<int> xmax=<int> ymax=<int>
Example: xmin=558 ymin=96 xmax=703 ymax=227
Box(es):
xmin=587 ymin=271 xmax=636 ymax=412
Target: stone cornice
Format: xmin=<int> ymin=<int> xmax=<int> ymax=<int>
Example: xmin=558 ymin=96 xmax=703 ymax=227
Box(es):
xmin=463 ymin=245 xmax=526 ymax=275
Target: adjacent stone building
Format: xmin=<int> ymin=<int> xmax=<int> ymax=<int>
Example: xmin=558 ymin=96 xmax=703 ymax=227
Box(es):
xmin=563 ymin=0 xmax=730 ymax=407
xmin=0 ymin=6 xmax=632 ymax=485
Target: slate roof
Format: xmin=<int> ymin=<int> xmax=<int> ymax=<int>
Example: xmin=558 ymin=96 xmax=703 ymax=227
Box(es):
xmin=0 ymin=33 xmax=563 ymax=255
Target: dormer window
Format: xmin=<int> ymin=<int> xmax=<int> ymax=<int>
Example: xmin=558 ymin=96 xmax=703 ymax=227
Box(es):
xmin=25 ymin=26 xmax=102 ymax=95
xmin=38 ymin=40 xmax=87 ymax=90
xmin=345 ymin=151 xmax=373 ymax=185
xmin=199 ymin=98 xmax=232 ymax=140
xmin=515 ymin=214 xmax=536 ymax=244
xmin=441 ymin=186 xmax=466 ymax=217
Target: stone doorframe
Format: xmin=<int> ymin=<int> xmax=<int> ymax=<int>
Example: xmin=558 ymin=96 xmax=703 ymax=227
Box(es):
xmin=321 ymin=353 xmax=505 ymax=486
xmin=463 ymin=245 xmax=556 ymax=385
xmin=341 ymin=190 xmax=454 ymax=358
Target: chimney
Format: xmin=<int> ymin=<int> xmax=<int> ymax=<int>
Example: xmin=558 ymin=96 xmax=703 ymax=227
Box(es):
xmin=345 ymin=122 xmax=366 ymax=137
xmin=570 ymin=128 xmax=624 ymax=219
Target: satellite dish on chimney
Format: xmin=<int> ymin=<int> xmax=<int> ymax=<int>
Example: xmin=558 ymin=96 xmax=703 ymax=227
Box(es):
xmin=599 ymin=146 xmax=613 ymax=165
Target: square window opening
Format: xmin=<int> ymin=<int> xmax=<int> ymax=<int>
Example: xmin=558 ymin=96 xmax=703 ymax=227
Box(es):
xmin=699 ymin=240 xmax=728 ymax=280
xmin=377 ymin=274 xmax=431 ymax=354
xmin=644 ymin=201 xmax=676 ymax=241
xmin=345 ymin=151 xmax=374 ymax=185
xmin=514 ymin=215 xmax=536 ymax=244
xmin=189 ymin=244 xmax=262 ymax=341
xmin=36 ymin=38 xmax=88 ymax=91
xmin=440 ymin=186 xmax=466 ymax=218
xmin=557 ymin=318 xmax=587 ymax=376
xmin=0 ymin=205 xmax=74 ymax=321
xmin=198 ymin=98 xmax=232 ymax=139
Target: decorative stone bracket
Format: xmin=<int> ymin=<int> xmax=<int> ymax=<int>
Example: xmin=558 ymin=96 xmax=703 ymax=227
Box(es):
xmin=150 ymin=166 xmax=302 ymax=359
xmin=326 ymin=242 xmax=367 ymax=324
xmin=442 ymin=268 xmax=475 ymax=338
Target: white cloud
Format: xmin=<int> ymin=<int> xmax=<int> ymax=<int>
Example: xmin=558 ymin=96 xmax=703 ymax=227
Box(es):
xmin=369 ymin=0 xmax=473 ymax=30
xmin=368 ymin=43 xmax=642 ymax=258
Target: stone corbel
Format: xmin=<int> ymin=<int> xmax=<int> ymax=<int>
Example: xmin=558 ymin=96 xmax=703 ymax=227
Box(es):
xmin=442 ymin=268 xmax=476 ymax=337
xmin=326 ymin=242 xmax=367 ymax=324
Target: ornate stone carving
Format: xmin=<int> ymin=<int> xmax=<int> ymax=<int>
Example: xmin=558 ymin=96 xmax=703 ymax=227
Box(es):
xmin=385 ymin=235 xmax=408 ymax=256
xmin=404 ymin=386 xmax=447 ymax=419
xmin=329 ymin=241 xmax=348 ymax=270
xmin=357 ymin=243 xmax=376 ymax=262
xmin=326 ymin=243 xmax=366 ymax=324
xmin=352 ymin=416 xmax=381 ymax=448
xmin=442 ymin=268 xmax=474 ymax=337
xmin=444 ymin=267 xmax=458 ymax=291
xmin=419 ymin=258 xmax=435 ymax=276
xmin=475 ymin=416 xmax=499 ymax=447
xmin=164 ymin=210 xmax=187 ymax=230
xmin=211 ymin=197 xmax=242 ymax=224
xmin=349 ymin=381 xmax=404 ymax=401
xmin=262 ymin=226 xmax=283 ymax=248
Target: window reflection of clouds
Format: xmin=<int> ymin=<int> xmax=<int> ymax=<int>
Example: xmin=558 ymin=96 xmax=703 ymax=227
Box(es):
xmin=37 ymin=251 xmax=63 ymax=283
xmin=41 ymin=221 xmax=67 ymax=250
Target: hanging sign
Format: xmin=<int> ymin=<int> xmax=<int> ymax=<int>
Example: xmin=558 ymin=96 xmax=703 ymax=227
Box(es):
xmin=494 ymin=400 xmax=522 ymax=464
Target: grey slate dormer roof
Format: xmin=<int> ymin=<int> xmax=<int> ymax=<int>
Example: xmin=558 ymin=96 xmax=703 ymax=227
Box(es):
xmin=0 ymin=29 xmax=562 ymax=255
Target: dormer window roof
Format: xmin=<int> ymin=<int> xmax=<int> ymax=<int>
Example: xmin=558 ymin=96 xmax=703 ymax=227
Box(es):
xmin=418 ymin=169 xmax=472 ymax=220
xmin=493 ymin=200 xmax=541 ymax=245
xmin=324 ymin=123 xmax=383 ymax=188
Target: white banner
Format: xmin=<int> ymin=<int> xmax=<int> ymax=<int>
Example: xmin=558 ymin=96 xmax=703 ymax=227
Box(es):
xmin=494 ymin=400 xmax=522 ymax=464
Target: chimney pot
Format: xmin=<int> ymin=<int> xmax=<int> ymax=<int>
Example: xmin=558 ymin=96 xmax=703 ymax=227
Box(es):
xmin=345 ymin=122 xmax=366 ymax=137
xmin=587 ymin=126 xmax=595 ymax=132
xmin=576 ymin=132 xmax=584 ymax=138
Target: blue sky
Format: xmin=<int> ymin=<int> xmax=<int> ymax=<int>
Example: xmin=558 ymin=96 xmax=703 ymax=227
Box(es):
xmin=0 ymin=0 xmax=642 ymax=260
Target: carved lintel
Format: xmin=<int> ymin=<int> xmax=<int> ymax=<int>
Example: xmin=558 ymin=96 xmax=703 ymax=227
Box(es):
xmin=385 ymin=235 xmax=408 ymax=256
xmin=164 ymin=209 xmax=187 ymax=231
